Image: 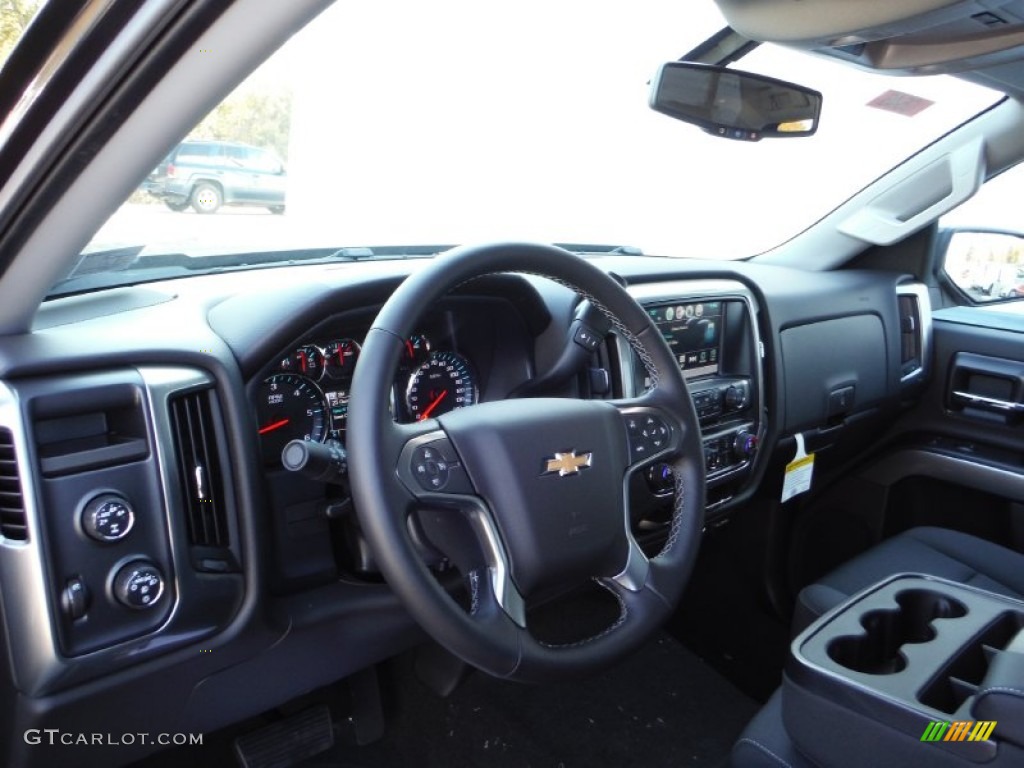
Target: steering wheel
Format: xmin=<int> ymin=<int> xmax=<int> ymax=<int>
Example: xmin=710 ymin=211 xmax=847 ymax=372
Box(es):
xmin=347 ymin=242 xmax=705 ymax=682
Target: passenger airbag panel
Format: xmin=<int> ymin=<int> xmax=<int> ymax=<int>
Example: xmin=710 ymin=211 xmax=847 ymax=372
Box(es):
xmin=780 ymin=314 xmax=887 ymax=432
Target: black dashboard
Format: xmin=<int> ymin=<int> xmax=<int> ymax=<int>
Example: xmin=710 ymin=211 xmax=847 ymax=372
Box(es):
xmin=0 ymin=253 xmax=929 ymax=766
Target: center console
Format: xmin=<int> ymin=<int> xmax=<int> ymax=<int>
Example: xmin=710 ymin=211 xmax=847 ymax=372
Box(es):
xmin=785 ymin=574 xmax=1024 ymax=767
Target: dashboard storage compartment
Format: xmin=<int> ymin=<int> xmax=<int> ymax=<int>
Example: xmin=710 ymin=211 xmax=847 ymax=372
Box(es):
xmin=779 ymin=314 xmax=887 ymax=432
xmin=785 ymin=574 xmax=1024 ymax=767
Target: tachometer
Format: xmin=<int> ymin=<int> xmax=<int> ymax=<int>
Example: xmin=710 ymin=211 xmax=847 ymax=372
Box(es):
xmin=406 ymin=351 xmax=477 ymax=421
xmin=256 ymin=374 xmax=329 ymax=463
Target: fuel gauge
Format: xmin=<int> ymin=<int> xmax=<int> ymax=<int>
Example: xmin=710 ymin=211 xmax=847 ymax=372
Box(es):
xmin=324 ymin=339 xmax=360 ymax=380
xmin=404 ymin=334 xmax=431 ymax=365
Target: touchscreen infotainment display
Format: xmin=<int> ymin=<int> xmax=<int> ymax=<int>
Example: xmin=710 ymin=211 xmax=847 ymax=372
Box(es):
xmin=646 ymin=300 xmax=723 ymax=379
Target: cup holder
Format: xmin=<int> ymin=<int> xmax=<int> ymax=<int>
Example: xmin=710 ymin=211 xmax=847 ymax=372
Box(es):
xmin=826 ymin=589 xmax=967 ymax=675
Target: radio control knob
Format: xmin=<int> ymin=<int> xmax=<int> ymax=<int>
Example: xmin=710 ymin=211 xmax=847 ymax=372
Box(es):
xmin=732 ymin=431 xmax=758 ymax=459
xmin=724 ymin=384 xmax=747 ymax=410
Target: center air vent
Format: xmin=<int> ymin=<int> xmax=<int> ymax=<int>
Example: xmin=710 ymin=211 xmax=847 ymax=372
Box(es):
xmin=0 ymin=427 xmax=27 ymax=541
xmin=169 ymin=389 xmax=229 ymax=550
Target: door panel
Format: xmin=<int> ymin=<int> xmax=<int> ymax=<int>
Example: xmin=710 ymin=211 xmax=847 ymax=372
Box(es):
xmin=868 ymin=308 xmax=1024 ymax=545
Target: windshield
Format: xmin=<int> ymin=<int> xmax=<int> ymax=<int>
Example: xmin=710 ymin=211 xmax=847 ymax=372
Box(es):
xmin=68 ymin=0 xmax=1000 ymax=292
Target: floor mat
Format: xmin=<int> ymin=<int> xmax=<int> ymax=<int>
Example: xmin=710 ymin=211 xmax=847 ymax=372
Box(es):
xmin=318 ymin=633 xmax=757 ymax=768
xmin=667 ymin=524 xmax=790 ymax=703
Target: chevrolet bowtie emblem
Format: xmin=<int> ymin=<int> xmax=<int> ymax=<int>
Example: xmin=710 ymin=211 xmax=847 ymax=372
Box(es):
xmin=544 ymin=450 xmax=593 ymax=477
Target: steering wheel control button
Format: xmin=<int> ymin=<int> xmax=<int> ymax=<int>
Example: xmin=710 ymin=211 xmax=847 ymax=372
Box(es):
xmin=61 ymin=577 xmax=90 ymax=621
xmin=402 ymin=437 xmax=473 ymax=495
xmin=573 ymin=324 xmax=602 ymax=352
xmin=412 ymin=445 xmax=451 ymax=490
xmin=81 ymin=494 xmax=135 ymax=542
xmin=643 ymin=415 xmax=670 ymax=449
xmin=113 ymin=561 xmax=165 ymax=610
xmin=625 ymin=412 xmax=670 ymax=460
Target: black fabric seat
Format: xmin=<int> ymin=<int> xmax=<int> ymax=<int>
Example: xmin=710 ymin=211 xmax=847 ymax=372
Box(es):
xmin=730 ymin=689 xmax=816 ymax=768
xmin=731 ymin=526 xmax=1024 ymax=767
xmin=792 ymin=525 xmax=1024 ymax=633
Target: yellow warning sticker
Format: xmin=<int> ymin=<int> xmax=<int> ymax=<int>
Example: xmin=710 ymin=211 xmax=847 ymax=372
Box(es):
xmin=782 ymin=434 xmax=815 ymax=503
xmin=788 ymin=455 xmax=815 ymax=471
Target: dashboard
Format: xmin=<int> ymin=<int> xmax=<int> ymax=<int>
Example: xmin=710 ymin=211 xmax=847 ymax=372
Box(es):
xmin=0 ymin=253 xmax=927 ymax=766
xmin=248 ymin=278 xmax=767 ymax=592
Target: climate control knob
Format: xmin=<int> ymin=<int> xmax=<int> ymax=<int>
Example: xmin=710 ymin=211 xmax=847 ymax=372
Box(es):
xmin=732 ymin=430 xmax=758 ymax=460
xmin=645 ymin=463 xmax=675 ymax=495
xmin=81 ymin=494 xmax=135 ymax=542
xmin=113 ymin=561 xmax=165 ymax=610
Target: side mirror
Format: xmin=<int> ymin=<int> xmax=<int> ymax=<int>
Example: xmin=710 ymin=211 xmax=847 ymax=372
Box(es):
xmin=649 ymin=62 xmax=822 ymax=141
xmin=942 ymin=229 xmax=1024 ymax=302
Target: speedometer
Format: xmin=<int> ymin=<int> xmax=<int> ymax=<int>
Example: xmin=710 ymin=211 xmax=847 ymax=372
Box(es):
xmin=256 ymin=373 xmax=329 ymax=463
xmin=405 ymin=351 xmax=478 ymax=421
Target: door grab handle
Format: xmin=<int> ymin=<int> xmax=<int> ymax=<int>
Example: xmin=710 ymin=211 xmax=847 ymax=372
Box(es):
xmin=951 ymin=391 xmax=1024 ymax=413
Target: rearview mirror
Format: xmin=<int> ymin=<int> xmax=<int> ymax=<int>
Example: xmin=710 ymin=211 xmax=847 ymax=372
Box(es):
xmin=649 ymin=62 xmax=822 ymax=141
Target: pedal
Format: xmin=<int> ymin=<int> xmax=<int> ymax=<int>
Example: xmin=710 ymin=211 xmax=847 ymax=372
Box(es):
xmin=346 ymin=664 xmax=386 ymax=746
xmin=234 ymin=705 xmax=334 ymax=768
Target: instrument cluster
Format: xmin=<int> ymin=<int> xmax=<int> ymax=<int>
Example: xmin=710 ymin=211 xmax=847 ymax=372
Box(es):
xmin=255 ymin=334 xmax=478 ymax=464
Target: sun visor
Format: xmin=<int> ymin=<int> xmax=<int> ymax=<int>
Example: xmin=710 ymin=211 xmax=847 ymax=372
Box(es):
xmin=716 ymin=0 xmax=1002 ymax=45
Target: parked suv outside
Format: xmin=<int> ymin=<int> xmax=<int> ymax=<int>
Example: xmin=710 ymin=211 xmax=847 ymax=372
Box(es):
xmin=143 ymin=140 xmax=287 ymax=214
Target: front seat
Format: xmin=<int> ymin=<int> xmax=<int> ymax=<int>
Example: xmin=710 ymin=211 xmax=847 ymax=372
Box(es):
xmin=731 ymin=689 xmax=816 ymax=768
xmin=731 ymin=525 xmax=1024 ymax=767
xmin=793 ymin=525 xmax=1024 ymax=633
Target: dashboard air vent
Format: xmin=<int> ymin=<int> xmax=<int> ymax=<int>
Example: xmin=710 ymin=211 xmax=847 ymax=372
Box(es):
xmin=169 ymin=389 xmax=228 ymax=548
xmin=0 ymin=428 xmax=27 ymax=541
xmin=898 ymin=293 xmax=920 ymax=371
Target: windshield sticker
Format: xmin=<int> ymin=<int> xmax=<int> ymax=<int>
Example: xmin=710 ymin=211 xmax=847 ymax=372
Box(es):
xmin=866 ymin=90 xmax=935 ymax=117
